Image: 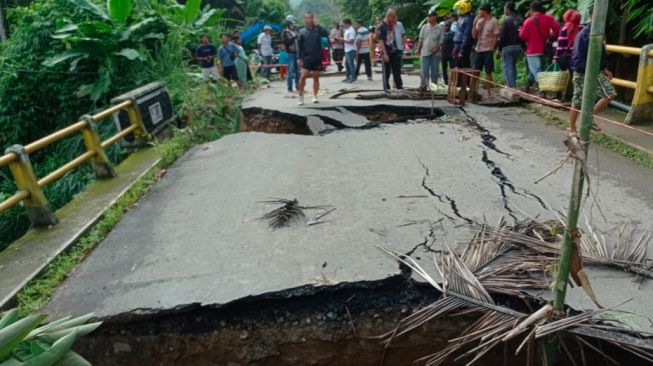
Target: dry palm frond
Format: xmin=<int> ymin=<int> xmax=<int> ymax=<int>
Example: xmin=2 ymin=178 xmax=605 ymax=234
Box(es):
xmin=377 ymin=219 xmax=653 ymax=366
xmin=582 ymin=219 xmax=650 ymax=264
xmin=258 ymin=198 xmax=332 ymax=230
xmin=417 ymin=311 xmax=522 ymax=366
xmin=259 ymin=199 xmax=307 ymax=229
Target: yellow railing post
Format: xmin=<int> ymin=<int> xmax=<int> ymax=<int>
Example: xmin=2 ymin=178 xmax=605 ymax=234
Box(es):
xmin=625 ymin=43 xmax=653 ymax=124
xmin=3 ymin=145 xmax=58 ymax=226
xmin=126 ymin=100 xmax=149 ymax=139
xmin=80 ymin=115 xmax=116 ymax=179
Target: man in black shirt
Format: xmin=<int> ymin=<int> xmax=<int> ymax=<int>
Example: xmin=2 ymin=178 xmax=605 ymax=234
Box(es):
xmin=297 ymin=12 xmax=329 ymax=105
xmin=497 ymin=2 xmax=523 ymax=88
xmin=195 ymin=35 xmax=218 ymax=81
xmin=377 ymin=8 xmax=403 ymax=90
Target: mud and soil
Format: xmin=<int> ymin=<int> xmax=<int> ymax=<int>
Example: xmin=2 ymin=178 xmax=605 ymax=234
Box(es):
xmin=241 ymin=108 xmax=312 ymax=135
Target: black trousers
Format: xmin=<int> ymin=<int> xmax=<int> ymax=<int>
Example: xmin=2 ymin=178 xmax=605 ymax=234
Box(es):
xmin=441 ymin=56 xmax=454 ymax=84
xmin=356 ymin=52 xmax=372 ymax=79
xmin=455 ymin=44 xmax=472 ymax=68
xmin=383 ymin=51 xmax=403 ymax=90
xmin=332 ymin=48 xmax=344 ymax=71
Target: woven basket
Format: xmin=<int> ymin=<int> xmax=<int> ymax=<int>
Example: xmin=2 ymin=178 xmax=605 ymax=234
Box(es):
xmin=537 ymin=64 xmax=570 ymax=93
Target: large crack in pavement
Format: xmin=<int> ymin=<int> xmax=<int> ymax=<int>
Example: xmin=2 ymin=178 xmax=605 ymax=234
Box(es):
xmin=418 ymin=160 xmax=475 ymax=224
xmin=461 ymin=107 xmax=549 ymax=220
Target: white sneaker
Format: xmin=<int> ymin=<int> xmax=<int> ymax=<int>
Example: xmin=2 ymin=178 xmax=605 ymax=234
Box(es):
xmin=312 ymin=96 xmax=318 ymax=104
xmin=298 ymin=96 xmax=304 ymax=105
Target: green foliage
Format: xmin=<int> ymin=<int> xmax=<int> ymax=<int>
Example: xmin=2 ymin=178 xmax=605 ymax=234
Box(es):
xmin=108 ymin=0 xmax=132 ymax=23
xmin=625 ymin=0 xmax=653 ymax=39
xmin=42 ymin=0 xmax=166 ymax=102
xmin=244 ymin=0 xmax=291 ymax=24
xmin=0 ymin=0 xmax=230 ymax=252
xmin=0 ymin=310 xmax=99 ymax=366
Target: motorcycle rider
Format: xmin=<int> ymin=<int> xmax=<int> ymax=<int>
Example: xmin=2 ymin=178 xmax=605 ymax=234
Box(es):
xmin=282 ymin=15 xmax=301 ymax=93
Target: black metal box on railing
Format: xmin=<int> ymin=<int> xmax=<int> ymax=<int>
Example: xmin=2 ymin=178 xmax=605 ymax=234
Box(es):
xmin=111 ymin=82 xmax=174 ymax=142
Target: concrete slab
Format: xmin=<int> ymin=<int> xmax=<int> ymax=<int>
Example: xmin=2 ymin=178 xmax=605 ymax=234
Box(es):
xmin=44 ymin=75 xmax=653 ymax=333
xmin=0 ymin=148 xmax=161 ymax=309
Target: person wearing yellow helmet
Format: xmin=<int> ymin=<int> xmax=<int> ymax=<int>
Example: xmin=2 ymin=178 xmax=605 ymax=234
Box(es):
xmin=453 ymin=0 xmax=472 ymax=15
xmin=452 ymin=0 xmax=474 ymax=67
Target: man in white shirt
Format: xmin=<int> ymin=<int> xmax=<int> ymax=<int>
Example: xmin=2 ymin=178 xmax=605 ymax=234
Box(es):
xmin=342 ymin=18 xmax=357 ymax=83
xmin=354 ymin=20 xmax=372 ymax=80
xmin=257 ymin=25 xmax=274 ymax=80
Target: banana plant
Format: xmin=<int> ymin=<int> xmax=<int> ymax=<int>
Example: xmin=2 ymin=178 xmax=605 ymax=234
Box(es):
xmin=42 ymin=0 xmax=165 ymax=102
xmin=0 ymin=309 xmax=101 ymax=366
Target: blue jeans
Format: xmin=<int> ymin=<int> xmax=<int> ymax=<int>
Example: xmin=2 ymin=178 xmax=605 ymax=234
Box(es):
xmin=526 ymin=54 xmax=544 ymax=82
xmin=286 ymin=52 xmax=300 ymax=91
xmin=261 ymin=55 xmax=272 ymax=79
xmin=345 ymin=50 xmax=356 ymax=81
xmin=420 ymin=53 xmax=441 ymax=87
xmin=502 ymin=46 xmax=521 ymax=88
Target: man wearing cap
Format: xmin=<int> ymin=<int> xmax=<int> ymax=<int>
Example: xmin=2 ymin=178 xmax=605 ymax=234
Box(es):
xmin=417 ymin=10 xmax=444 ymax=89
xmin=472 ymin=3 xmax=499 ymax=96
xmin=258 ymin=25 xmax=274 ymax=80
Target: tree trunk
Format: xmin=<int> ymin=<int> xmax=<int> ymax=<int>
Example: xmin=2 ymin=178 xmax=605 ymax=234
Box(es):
xmin=0 ymin=0 xmax=8 ymax=42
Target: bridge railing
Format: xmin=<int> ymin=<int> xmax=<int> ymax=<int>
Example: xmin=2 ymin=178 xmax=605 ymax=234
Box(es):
xmin=0 ymin=100 xmax=148 ymax=226
xmin=605 ymin=44 xmax=653 ymax=124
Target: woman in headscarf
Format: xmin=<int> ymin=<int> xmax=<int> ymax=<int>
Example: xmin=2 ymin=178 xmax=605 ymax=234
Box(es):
xmin=552 ymin=9 xmax=580 ymax=101
xmin=553 ymin=9 xmax=580 ymax=71
xmin=233 ymin=36 xmax=249 ymax=89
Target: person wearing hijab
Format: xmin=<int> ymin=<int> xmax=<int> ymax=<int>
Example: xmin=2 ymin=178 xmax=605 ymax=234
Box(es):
xmin=553 ymin=9 xmax=581 ymax=70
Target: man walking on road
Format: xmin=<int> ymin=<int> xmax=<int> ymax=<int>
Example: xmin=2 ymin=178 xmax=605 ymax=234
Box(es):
xmin=472 ymin=3 xmax=499 ymax=96
xmin=417 ymin=10 xmax=443 ymax=89
xmin=282 ymin=15 xmax=301 ymax=93
xmin=568 ymin=6 xmax=615 ymax=136
xmin=378 ymin=8 xmax=403 ymax=90
xmin=355 ymin=20 xmax=372 ymax=81
xmin=258 ymin=25 xmax=274 ymax=80
xmin=297 ymin=12 xmax=330 ymax=105
xmin=342 ymin=19 xmax=357 ymax=83
xmin=519 ymin=1 xmax=560 ymax=92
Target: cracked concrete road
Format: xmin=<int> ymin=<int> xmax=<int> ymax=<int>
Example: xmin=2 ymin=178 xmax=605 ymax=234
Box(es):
xmin=44 ymin=75 xmax=653 ymax=331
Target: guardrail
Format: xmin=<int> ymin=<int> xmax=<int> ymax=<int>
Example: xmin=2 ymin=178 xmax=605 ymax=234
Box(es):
xmin=605 ymin=43 xmax=653 ymax=124
xmin=0 ymin=100 xmax=148 ymax=226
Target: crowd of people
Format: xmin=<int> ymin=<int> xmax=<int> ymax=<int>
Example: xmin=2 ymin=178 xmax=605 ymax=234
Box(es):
xmin=195 ymin=0 xmax=615 ymax=134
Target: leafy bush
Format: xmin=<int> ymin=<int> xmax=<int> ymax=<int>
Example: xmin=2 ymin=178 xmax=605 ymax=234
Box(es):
xmin=0 ymin=308 xmax=100 ymax=365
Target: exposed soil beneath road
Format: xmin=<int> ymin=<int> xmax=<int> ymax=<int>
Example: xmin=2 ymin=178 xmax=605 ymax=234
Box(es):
xmin=241 ymin=108 xmax=312 ymax=135
xmin=74 ymin=277 xmax=639 ymax=366
xmin=74 ymin=277 xmax=522 ymax=366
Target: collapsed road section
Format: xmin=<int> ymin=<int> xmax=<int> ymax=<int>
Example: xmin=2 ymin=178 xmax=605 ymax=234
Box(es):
xmin=41 ymin=98 xmax=653 ymax=365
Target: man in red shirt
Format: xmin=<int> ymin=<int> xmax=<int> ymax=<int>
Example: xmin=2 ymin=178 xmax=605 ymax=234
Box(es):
xmin=519 ymin=1 xmax=560 ymax=92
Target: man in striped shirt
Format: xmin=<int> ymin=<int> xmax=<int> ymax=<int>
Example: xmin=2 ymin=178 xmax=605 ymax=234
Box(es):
xmin=355 ymin=20 xmax=373 ymax=81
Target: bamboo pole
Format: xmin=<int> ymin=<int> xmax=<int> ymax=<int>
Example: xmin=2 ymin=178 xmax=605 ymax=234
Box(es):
xmin=548 ymin=0 xmax=609 ymax=363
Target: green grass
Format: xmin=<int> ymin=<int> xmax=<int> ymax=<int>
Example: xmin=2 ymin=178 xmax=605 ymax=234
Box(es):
xmin=527 ymin=104 xmax=653 ymax=171
xmin=15 ymin=76 xmax=242 ymax=316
